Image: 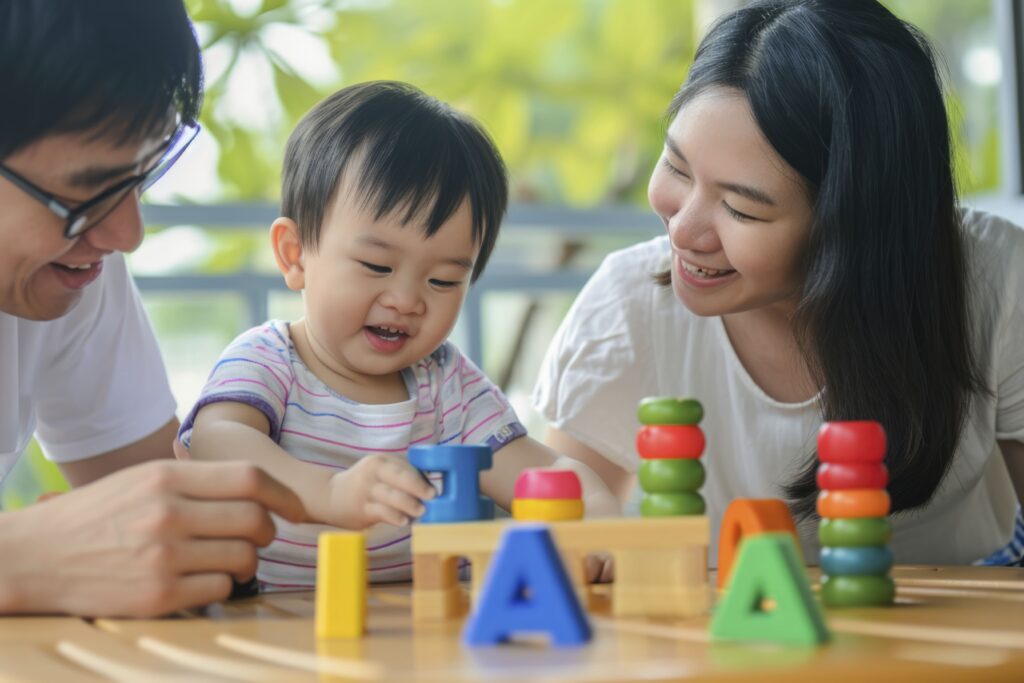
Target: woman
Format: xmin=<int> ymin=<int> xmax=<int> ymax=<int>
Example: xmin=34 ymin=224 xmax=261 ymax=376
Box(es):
xmin=534 ymin=0 xmax=1024 ymax=565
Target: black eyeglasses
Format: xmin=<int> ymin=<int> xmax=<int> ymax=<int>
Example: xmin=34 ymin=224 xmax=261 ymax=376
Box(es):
xmin=0 ymin=121 xmax=200 ymax=239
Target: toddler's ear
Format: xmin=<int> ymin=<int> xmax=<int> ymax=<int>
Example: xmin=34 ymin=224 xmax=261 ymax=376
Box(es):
xmin=270 ymin=218 xmax=306 ymax=291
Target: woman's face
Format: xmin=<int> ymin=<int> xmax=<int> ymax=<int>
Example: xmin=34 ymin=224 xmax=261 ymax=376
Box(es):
xmin=648 ymin=87 xmax=814 ymax=318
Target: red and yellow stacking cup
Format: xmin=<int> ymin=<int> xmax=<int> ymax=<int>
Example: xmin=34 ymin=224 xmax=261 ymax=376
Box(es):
xmin=817 ymin=420 xmax=895 ymax=607
xmin=512 ymin=469 xmax=584 ymax=522
xmin=636 ymin=397 xmax=706 ymax=516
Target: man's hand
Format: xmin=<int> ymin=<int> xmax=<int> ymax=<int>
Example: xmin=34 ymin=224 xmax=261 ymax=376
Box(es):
xmin=0 ymin=460 xmax=304 ymax=618
xmin=328 ymin=455 xmax=436 ymax=529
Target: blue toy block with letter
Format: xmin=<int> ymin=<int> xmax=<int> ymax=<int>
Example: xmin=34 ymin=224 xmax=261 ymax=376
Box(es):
xmin=463 ymin=525 xmax=592 ymax=647
xmin=408 ymin=444 xmax=494 ymax=523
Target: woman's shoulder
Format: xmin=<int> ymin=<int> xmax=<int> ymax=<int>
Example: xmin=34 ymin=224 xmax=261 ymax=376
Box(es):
xmin=596 ymin=234 xmax=673 ymax=280
xmin=960 ymin=208 xmax=1024 ymax=308
xmin=575 ymin=235 xmax=672 ymax=308
xmin=961 ymin=207 xmax=1024 ymax=269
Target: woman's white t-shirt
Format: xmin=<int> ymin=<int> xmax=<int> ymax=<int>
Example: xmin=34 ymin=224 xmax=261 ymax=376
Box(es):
xmin=0 ymin=253 xmax=176 ymax=484
xmin=533 ymin=208 xmax=1024 ymax=566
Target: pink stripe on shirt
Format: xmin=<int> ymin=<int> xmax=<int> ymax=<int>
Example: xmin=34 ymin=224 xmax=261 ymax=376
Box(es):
xmin=281 ymin=429 xmax=414 ymax=454
xmin=463 ymin=410 xmax=502 ymax=441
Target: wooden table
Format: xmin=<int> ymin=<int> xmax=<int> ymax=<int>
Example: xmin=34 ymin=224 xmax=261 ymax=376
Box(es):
xmin=3 ymin=566 xmax=1024 ymax=682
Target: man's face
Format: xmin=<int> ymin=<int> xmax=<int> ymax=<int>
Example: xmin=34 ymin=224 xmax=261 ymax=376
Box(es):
xmin=0 ymin=130 xmax=168 ymax=320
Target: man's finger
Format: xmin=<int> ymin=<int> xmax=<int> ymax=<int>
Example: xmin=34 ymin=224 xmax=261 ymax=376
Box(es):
xmin=174 ymin=499 xmax=278 ymax=546
xmin=155 ymin=461 xmax=307 ymax=522
xmin=164 ymin=538 xmax=259 ymax=580
xmin=164 ymin=573 xmax=235 ymax=613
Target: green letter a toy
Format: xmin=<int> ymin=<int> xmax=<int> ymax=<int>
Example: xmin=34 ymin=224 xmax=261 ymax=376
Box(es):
xmin=710 ymin=533 xmax=830 ymax=646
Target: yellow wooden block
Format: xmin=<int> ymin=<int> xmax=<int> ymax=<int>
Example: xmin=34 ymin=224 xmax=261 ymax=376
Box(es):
xmin=410 ymin=517 xmax=710 ymax=620
xmin=411 ymin=517 xmax=708 ymax=556
xmin=412 ymin=586 xmax=466 ymax=621
xmin=315 ymin=531 xmax=366 ymax=639
xmin=412 ymin=554 xmax=460 ymax=591
xmin=613 ymin=547 xmax=709 ymax=618
xmin=512 ymin=498 xmax=584 ymax=521
xmin=550 ymin=517 xmax=710 ymax=552
xmin=612 ymin=583 xmax=710 ymax=618
xmin=466 ymin=551 xmax=493 ymax=601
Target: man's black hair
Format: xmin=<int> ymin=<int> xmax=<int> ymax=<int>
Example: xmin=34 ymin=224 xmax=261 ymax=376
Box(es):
xmin=0 ymin=0 xmax=203 ymax=159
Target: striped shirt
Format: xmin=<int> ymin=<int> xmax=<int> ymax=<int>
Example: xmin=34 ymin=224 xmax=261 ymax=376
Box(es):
xmin=178 ymin=320 xmax=526 ymax=588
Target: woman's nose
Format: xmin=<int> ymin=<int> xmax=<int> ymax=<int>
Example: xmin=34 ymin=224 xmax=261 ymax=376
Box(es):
xmin=666 ymin=198 xmax=719 ymax=253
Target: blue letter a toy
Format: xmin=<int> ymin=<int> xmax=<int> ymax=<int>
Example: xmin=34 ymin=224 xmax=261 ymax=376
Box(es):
xmin=463 ymin=525 xmax=591 ymax=647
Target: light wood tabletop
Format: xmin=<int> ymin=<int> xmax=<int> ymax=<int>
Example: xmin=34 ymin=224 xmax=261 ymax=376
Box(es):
xmin=2 ymin=566 xmax=1024 ymax=682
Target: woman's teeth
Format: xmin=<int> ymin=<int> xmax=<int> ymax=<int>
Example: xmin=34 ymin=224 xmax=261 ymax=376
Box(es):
xmin=682 ymin=261 xmax=734 ymax=278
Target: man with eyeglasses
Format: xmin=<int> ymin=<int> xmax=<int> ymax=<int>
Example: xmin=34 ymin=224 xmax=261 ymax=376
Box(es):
xmin=0 ymin=0 xmax=304 ymax=616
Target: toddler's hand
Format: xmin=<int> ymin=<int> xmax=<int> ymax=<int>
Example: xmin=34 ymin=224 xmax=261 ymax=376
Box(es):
xmin=330 ymin=455 xmax=436 ymax=529
xmin=585 ymin=552 xmax=615 ymax=583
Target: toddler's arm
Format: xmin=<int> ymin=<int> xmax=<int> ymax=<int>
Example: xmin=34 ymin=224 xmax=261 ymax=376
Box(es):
xmin=481 ymin=436 xmax=621 ymax=583
xmin=480 ymin=436 xmax=622 ymax=517
xmin=188 ymin=402 xmax=435 ymax=528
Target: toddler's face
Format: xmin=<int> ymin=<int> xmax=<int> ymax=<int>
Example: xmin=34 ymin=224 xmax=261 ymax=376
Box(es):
xmin=300 ymin=187 xmax=478 ymax=382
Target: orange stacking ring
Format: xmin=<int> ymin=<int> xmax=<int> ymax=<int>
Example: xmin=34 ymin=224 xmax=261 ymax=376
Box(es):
xmin=816 ymin=489 xmax=891 ymax=518
xmin=636 ymin=425 xmax=705 ymax=459
xmin=716 ymin=499 xmax=799 ymax=589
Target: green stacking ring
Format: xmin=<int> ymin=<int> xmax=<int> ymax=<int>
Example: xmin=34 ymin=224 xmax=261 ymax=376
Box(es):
xmin=637 ymin=397 xmax=704 ymax=426
xmin=819 ymin=517 xmax=891 ymax=547
xmin=820 ymin=574 xmax=895 ymax=607
xmin=638 ymin=459 xmax=705 ymax=493
xmin=820 ymin=546 xmax=893 ymax=577
xmin=641 ymin=492 xmax=705 ymax=516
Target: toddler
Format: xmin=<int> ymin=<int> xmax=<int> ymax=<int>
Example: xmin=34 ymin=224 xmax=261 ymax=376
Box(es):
xmin=178 ymin=81 xmax=618 ymax=589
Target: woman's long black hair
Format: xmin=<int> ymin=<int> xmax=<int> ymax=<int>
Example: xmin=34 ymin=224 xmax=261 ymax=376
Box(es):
xmin=662 ymin=0 xmax=987 ymax=518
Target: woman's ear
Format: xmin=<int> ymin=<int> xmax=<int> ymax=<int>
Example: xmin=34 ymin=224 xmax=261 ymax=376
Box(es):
xmin=270 ymin=218 xmax=306 ymax=291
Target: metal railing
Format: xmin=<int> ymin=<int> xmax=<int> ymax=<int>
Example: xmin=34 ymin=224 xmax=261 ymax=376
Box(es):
xmin=137 ymin=202 xmax=663 ymax=365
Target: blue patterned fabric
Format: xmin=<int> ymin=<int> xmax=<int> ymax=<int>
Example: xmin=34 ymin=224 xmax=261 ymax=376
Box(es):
xmin=976 ymin=506 xmax=1024 ymax=566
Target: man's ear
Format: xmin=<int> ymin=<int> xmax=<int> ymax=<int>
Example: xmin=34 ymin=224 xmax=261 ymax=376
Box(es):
xmin=270 ymin=218 xmax=305 ymax=291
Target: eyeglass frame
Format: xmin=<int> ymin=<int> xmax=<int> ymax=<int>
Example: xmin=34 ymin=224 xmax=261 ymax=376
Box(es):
xmin=0 ymin=121 xmax=200 ymax=239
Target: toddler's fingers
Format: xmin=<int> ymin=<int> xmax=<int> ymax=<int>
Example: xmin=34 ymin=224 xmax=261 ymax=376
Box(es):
xmin=363 ymin=501 xmax=410 ymax=528
xmin=379 ymin=459 xmax=437 ymax=500
xmin=584 ymin=552 xmax=615 ymax=584
xmin=371 ymin=482 xmax=427 ymax=520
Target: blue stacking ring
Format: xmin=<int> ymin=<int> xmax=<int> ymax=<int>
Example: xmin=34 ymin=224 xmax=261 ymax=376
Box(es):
xmin=820 ymin=545 xmax=893 ymax=576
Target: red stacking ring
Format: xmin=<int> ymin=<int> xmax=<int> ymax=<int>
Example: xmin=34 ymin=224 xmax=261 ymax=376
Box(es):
xmin=513 ymin=468 xmax=582 ymax=500
xmin=817 ymin=421 xmax=887 ymax=463
xmin=816 ymin=462 xmax=889 ymax=490
xmin=636 ymin=425 xmax=705 ymax=459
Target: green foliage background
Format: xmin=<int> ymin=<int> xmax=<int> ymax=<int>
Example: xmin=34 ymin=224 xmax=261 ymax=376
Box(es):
xmin=1 ymin=0 xmax=1001 ymax=510
xmin=182 ymin=0 xmax=998 ymax=205
xmin=187 ymin=0 xmax=700 ymax=204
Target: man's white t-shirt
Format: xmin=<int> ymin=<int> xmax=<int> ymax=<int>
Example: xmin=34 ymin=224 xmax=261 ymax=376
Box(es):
xmin=0 ymin=253 xmax=176 ymax=484
xmin=534 ymin=209 xmax=1024 ymax=566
